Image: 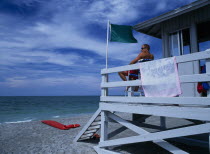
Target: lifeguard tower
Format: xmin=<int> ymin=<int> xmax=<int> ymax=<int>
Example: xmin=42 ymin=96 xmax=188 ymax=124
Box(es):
xmin=75 ymin=0 xmax=210 ymax=153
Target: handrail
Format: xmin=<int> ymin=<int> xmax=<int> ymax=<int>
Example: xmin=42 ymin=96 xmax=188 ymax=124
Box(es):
xmin=101 ymin=74 xmax=210 ymax=88
xmin=101 ymin=49 xmax=210 ymax=75
xmin=100 ymin=96 xmax=210 ymax=106
xmin=100 ymin=49 xmax=210 ymax=101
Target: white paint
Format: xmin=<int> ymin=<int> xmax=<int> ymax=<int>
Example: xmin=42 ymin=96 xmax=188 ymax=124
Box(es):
xmin=99 ymin=123 xmax=210 ymax=147
xmin=107 ymin=112 xmax=188 ymax=153
xmin=101 ymin=50 xmax=210 ymax=74
xmin=100 ymin=96 xmax=210 ymax=106
xmin=100 ymin=102 xmax=210 ymax=121
xmin=100 ymin=111 xmax=108 ymax=142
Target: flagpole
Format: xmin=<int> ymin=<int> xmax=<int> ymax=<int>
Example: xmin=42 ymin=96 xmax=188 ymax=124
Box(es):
xmin=106 ymin=20 xmax=110 ymax=69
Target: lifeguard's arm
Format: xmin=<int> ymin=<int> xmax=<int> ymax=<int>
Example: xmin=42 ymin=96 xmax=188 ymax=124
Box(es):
xmin=129 ymin=53 xmax=154 ymax=64
xmin=129 ymin=53 xmax=143 ymax=64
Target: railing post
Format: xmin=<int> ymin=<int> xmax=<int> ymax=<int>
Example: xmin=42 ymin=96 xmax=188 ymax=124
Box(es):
xmin=101 ymin=73 xmax=109 ymax=143
xmin=127 ymin=82 xmax=137 ymax=121
xmin=127 ymin=87 xmax=134 ymax=97
xmin=209 ymin=133 xmax=210 ymax=153
xmin=100 ymin=111 xmax=108 ymax=142
xmin=101 ymin=74 xmax=108 ymax=97
xmin=206 ymin=58 xmax=210 ymax=153
xmin=206 ymin=59 xmax=210 ymax=97
xmin=160 ymin=116 xmax=166 ymax=130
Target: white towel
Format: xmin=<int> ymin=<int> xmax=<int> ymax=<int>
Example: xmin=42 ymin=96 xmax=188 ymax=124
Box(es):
xmin=139 ymin=57 xmax=182 ymax=97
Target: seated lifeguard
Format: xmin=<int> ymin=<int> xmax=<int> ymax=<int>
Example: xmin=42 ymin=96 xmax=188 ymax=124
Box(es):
xmin=118 ymin=44 xmax=154 ymax=82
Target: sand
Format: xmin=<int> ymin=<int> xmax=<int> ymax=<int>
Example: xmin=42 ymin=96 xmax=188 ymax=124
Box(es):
xmin=0 ymin=115 xmax=95 ymax=154
xmin=0 ymin=113 xmax=208 ymax=154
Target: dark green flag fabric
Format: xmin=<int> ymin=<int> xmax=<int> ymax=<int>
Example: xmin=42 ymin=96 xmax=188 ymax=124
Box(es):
xmin=110 ymin=24 xmax=137 ymax=43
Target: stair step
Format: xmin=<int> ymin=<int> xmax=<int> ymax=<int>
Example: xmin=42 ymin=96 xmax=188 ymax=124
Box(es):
xmin=74 ymin=108 xmax=101 ymax=142
xmin=94 ymin=117 xmax=101 ymax=122
xmin=91 ymin=121 xmax=101 ymax=126
xmin=87 ymin=125 xmax=100 ymax=130
xmin=79 ymin=136 xmax=91 ymax=140
xmin=84 ymin=129 xmax=98 ymax=134
xmin=81 ymin=133 xmax=94 ymax=138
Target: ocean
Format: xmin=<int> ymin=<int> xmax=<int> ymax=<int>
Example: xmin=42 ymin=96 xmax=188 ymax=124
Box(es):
xmin=0 ymin=96 xmax=99 ymax=124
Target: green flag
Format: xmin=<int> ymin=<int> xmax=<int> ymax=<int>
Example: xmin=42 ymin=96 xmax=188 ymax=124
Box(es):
xmin=110 ymin=24 xmax=137 ymax=43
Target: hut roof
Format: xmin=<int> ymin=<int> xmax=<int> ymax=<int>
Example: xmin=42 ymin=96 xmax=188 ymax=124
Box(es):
xmin=133 ymin=0 xmax=210 ymax=38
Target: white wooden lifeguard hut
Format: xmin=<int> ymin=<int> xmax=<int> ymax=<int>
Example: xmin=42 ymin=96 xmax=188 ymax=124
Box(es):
xmin=75 ymin=0 xmax=210 ymax=153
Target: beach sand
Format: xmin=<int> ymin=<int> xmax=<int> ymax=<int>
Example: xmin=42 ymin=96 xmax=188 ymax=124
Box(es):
xmin=0 ymin=113 xmax=208 ymax=154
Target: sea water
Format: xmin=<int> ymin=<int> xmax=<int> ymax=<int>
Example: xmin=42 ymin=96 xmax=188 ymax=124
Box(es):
xmin=0 ymin=96 xmax=99 ymax=124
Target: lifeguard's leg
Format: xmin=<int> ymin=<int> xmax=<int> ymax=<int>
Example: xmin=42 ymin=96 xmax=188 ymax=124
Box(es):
xmin=118 ymin=71 xmax=127 ymax=81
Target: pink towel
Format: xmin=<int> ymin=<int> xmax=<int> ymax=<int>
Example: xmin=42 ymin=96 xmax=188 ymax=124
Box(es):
xmin=139 ymin=57 xmax=182 ymax=97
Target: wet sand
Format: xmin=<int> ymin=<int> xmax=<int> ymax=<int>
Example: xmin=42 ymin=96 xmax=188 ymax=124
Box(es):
xmin=0 ymin=114 xmax=208 ymax=153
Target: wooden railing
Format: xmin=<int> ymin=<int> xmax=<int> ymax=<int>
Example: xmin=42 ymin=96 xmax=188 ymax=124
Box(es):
xmin=97 ymin=49 xmax=210 ymax=153
xmin=100 ymin=49 xmax=210 ymax=106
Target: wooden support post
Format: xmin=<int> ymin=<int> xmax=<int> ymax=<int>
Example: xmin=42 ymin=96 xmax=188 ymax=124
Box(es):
xmin=206 ymin=59 xmax=210 ymax=97
xmin=206 ymin=58 xmax=210 ymax=153
xmin=208 ymin=130 xmax=210 ymax=153
xmin=101 ymin=73 xmax=109 ymax=142
xmin=190 ymin=21 xmax=199 ymax=97
xmin=190 ymin=22 xmax=198 ymax=54
xmin=161 ymin=24 xmax=170 ymax=58
xmin=101 ymin=74 xmax=108 ymax=97
xmin=99 ymin=123 xmax=210 ymax=148
xmin=160 ymin=116 xmax=166 ymax=130
xmin=101 ymin=111 xmax=108 ymax=142
xmin=128 ymin=86 xmax=139 ymax=121
xmin=104 ymin=112 xmax=189 ymax=153
xmin=130 ymin=85 xmax=139 ymax=121
xmin=127 ymin=86 xmax=134 ymax=97
xmin=128 ymin=86 xmax=141 ymax=122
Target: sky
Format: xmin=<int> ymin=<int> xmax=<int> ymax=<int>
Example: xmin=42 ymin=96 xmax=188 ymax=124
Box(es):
xmin=0 ymin=0 xmax=197 ymax=96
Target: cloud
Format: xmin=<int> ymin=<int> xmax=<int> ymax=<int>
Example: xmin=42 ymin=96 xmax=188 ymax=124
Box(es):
xmin=0 ymin=0 xmax=196 ymax=65
xmin=0 ymin=74 xmax=101 ymax=96
xmin=4 ymin=75 xmax=99 ymax=87
xmin=83 ymin=0 xmax=143 ymax=25
xmin=0 ymin=48 xmax=97 ymax=67
xmin=0 ymin=0 xmax=198 ymax=95
xmin=149 ymin=0 xmax=197 ymax=15
xmin=0 ymin=19 xmax=150 ymax=69
xmin=6 ymin=0 xmax=43 ymax=6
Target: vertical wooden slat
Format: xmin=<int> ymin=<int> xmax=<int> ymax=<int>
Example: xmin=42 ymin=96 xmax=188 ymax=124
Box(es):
xmin=190 ymin=22 xmax=198 ymax=53
xmin=206 ymin=59 xmax=210 ymax=97
xmin=190 ymin=20 xmax=200 ymax=97
xmin=127 ymin=87 xmax=134 ymax=97
xmin=209 ymin=133 xmax=210 ymax=153
xmin=101 ymin=74 xmax=108 ymax=97
xmin=160 ymin=117 xmax=166 ymax=129
xmin=161 ymin=24 xmax=166 ymax=57
xmin=101 ymin=111 xmax=108 ymax=142
xmin=193 ymin=61 xmax=200 ymax=97
xmin=161 ymin=24 xmax=170 ymax=58
xmin=205 ymin=58 xmax=210 ymax=153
